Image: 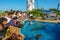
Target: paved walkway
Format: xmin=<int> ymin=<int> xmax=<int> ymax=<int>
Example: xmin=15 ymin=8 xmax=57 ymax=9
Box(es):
xmin=35 ymin=19 xmax=60 ymax=23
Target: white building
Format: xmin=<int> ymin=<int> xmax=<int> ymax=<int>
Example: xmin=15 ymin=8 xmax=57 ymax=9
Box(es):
xmin=27 ymin=0 xmax=34 ymax=11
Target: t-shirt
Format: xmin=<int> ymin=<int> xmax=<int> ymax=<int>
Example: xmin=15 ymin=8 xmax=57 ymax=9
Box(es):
xmin=5 ymin=17 xmax=11 ymax=23
xmin=12 ymin=15 xmax=16 ymax=18
xmin=7 ymin=20 xmax=16 ymax=27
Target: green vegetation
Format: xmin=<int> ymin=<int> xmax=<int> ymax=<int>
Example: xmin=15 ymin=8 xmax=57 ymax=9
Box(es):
xmin=5 ymin=10 xmax=10 ymax=14
xmin=0 ymin=10 xmax=3 ymax=16
xmin=28 ymin=9 xmax=44 ymax=18
xmin=0 ymin=10 xmax=9 ymax=17
xmin=58 ymin=10 xmax=60 ymax=15
xmin=49 ymin=8 xmax=60 ymax=15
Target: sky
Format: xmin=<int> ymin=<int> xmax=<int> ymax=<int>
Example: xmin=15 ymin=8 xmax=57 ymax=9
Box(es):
xmin=0 ymin=0 xmax=60 ymax=11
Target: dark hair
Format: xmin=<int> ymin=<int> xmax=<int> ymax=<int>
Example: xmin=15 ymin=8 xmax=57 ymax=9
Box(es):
xmin=12 ymin=17 xmax=18 ymax=20
xmin=8 ymin=12 xmax=13 ymax=15
xmin=16 ymin=11 xmax=22 ymax=15
xmin=13 ymin=11 xmax=16 ymax=13
xmin=4 ymin=11 xmax=6 ymax=13
xmin=0 ymin=17 xmax=7 ymax=25
xmin=16 ymin=21 xmax=22 ymax=28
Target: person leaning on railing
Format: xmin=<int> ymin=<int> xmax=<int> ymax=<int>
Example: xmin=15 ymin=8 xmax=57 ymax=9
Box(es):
xmin=0 ymin=17 xmax=8 ymax=40
xmin=3 ymin=25 xmax=24 ymax=40
xmin=2 ymin=18 xmax=24 ymax=40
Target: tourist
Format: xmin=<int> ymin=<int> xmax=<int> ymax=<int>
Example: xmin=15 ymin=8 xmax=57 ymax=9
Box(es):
xmin=16 ymin=11 xmax=21 ymax=20
xmin=3 ymin=11 xmax=8 ymax=17
xmin=7 ymin=17 xmax=18 ymax=27
xmin=2 ymin=25 xmax=24 ymax=40
xmin=5 ymin=12 xmax=13 ymax=23
xmin=0 ymin=17 xmax=8 ymax=40
xmin=12 ymin=11 xmax=17 ymax=18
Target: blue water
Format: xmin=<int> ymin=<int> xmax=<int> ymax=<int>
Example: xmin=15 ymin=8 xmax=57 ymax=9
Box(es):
xmin=21 ymin=20 xmax=60 ymax=40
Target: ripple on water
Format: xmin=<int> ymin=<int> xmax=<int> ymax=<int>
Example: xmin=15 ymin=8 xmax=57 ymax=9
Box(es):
xmin=21 ymin=20 xmax=60 ymax=40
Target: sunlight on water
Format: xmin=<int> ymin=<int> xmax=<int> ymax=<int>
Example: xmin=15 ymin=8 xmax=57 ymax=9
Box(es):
xmin=21 ymin=20 xmax=60 ymax=40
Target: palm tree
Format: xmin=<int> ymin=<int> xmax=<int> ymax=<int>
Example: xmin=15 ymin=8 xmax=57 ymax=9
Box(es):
xmin=57 ymin=3 xmax=60 ymax=15
xmin=49 ymin=3 xmax=60 ymax=20
xmin=57 ymin=3 xmax=60 ymax=10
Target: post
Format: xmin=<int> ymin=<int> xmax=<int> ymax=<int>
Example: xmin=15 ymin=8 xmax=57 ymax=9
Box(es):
xmin=57 ymin=3 xmax=60 ymax=20
xmin=36 ymin=0 xmax=38 ymax=9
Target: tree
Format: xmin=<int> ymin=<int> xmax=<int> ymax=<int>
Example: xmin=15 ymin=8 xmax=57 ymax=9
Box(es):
xmin=49 ymin=8 xmax=58 ymax=12
xmin=58 ymin=10 xmax=60 ymax=15
xmin=5 ymin=10 xmax=10 ymax=14
xmin=28 ymin=9 xmax=43 ymax=18
xmin=49 ymin=8 xmax=60 ymax=15
xmin=0 ymin=10 xmax=3 ymax=16
xmin=0 ymin=10 xmax=10 ymax=17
